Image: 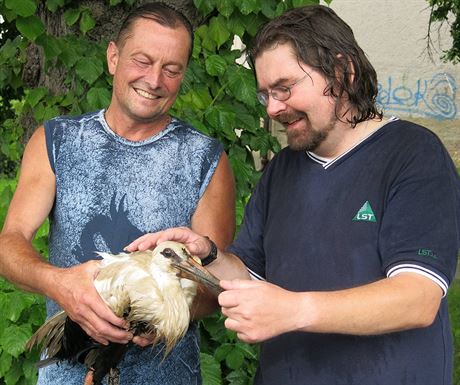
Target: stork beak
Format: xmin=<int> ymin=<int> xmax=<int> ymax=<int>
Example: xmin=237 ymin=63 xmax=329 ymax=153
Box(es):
xmin=161 ymin=248 xmax=223 ymax=296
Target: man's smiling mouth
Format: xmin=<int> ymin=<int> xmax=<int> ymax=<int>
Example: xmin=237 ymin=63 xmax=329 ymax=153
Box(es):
xmin=135 ymin=88 xmax=158 ymax=100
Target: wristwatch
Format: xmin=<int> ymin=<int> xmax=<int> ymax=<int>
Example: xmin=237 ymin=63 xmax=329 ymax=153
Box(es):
xmin=201 ymin=236 xmax=218 ymax=266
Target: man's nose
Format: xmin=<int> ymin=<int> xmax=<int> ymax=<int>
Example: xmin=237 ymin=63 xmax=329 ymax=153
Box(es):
xmin=266 ymin=96 xmax=287 ymax=119
xmin=144 ymin=65 xmax=163 ymax=88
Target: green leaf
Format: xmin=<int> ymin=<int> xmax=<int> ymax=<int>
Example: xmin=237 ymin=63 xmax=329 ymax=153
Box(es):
xmin=58 ymin=38 xmax=83 ymax=67
xmin=87 ymin=87 xmax=112 ymax=109
xmin=36 ymin=34 xmax=62 ymax=60
xmin=35 ymin=219 xmax=50 ymax=239
xmin=33 ymin=103 xmax=60 ymax=122
xmin=15 ymin=16 xmax=45 ymax=41
xmin=0 ymin=291 xmax=37 ymax=323
xmin=217 ymin=0 xmax=234 ymax=18
xmin=227 ymin=66 xmax=256 ymax=106
xmin=225 ymin=347 xmax=245 ymax=370
xmin=46 ymin=0 xmax=66 ymax=12
xmin=25 ymin=87 xmax=48 ymax=108
xmin=196 ymin=25 xmax=216 ymax=52
xmin=205 ymin=55 xmax=227 ymax=76
xmin=63 ymin=8 xmax=81 ymax=26
xmin=110 ymin=0 xmax=124 ymax=5
xmin=3 ymin=357 xmax=23 ymax=385
xmin=188 ymin=88 xmax=213 ymax=110
xmin=75 ymin=57 xmax=104 ymax=84
xmin=240 ymin=0 xmax=258 ymax=15
xmin=0 ymin=350 xmax=13 ymax=377
xmin=193 ymin=0 xmax=214 ymax=16
xmin=236 ymin=111 xmax=258 ymax=132
xmin=22 ymin=355 xmax=39 ymax=381
xmin=208 ymin=16 xmax=231 ymax=49
xmin=226 ymin=368 xmax=251 ymax=385
xmin=260 ymin=0 xmax=277 ymax=18
xmin=205 ymin=106 xmax=237 ymax=140
xmin=200 ymin=353 xmax=222 ymax=385
xmin=214 ymin=343 xmax=233 ymax=362
xmin=80 ymin=10 xmax=96 ymax=34
xmin=0 ymin=324 xmax=31 ymax=358
xmin=236 ymin=341 xmax=259 ymax=360
xmin=5 ymin=0 xmax=36 ymax=17
xmin=292 ymin=0 xmax=319 ymax=7
xmin=226 ymin=15 xmax=246 ymax=37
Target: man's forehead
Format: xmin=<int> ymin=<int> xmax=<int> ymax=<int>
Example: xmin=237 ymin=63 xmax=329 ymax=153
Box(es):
xmin=255 ymin=46 xmax=307 ymax=87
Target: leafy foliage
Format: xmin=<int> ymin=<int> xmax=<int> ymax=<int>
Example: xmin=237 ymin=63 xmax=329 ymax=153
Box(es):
xmin=427 ymin=0 xmax=460 ymax=63
xmin=448 ymin=279 xmax=460 ymax=385
xmin=0 ymin=0 xmax=321 ymax=383
xmin=0 ymin=179 xmax=48 ymax=385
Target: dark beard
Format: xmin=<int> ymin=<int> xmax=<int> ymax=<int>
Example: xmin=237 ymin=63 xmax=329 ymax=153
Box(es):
xmin=287 ymin=128 xmax=328 ymax=152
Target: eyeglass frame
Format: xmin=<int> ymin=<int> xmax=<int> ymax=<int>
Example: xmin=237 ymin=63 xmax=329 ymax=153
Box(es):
xmin=256 ymin=73 xmax=309 ymax=106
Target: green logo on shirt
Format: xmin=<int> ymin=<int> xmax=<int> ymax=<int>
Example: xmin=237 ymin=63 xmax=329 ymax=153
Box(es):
xmin=417 ymin=249 xmax=438 ymax=259
xmin=353 ymin=201 xmax=377 ymax=222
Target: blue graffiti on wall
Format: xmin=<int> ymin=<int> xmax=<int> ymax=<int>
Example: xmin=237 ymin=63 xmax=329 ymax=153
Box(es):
xmin=377 ymin=73 xmax=457 ymax=120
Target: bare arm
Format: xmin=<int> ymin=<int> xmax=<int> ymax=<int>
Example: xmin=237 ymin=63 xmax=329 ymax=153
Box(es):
xmin=187 ymin=152 xmax=239 ymax=318
xmin=218 ymin=272 xmax=443 ymax=343
xmin=190 ymin=152 xmax=235 ymax=251
xmin=0 ymin=127 xmax=131 ymax=345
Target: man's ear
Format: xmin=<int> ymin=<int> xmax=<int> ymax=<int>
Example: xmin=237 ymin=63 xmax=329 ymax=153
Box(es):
xmin=335 ymin=53 xmax=355 ymax=86
xmin=107 ymin=41 xmax=119 ymax=76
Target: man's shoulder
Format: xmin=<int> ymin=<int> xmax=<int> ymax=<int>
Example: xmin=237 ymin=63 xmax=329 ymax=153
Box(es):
xmin=381 ymin=118 xmax=444 ymax=147
xmin=48 ymin=109 xmax=102 ymax=124
xmin=169 ymin=117 xmax=222 ymax=146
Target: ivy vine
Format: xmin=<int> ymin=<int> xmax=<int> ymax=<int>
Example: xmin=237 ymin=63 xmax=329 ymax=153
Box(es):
xmin=0 ymin=0 xmax=324 ymax=384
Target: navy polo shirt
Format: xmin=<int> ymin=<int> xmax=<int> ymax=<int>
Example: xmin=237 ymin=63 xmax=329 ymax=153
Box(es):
xmin=229 ymin=119 xmax=459 ymax=385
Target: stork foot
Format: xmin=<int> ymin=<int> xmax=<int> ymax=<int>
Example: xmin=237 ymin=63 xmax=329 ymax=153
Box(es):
xmin=108 ymin=368 xmax=120 ymax=385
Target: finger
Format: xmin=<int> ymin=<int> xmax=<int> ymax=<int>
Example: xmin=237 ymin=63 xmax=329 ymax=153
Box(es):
xmin=84 ymin=260 xmax=102 ymax=279
xmin=155 ymin=227 xmax=198 ymax=246
xmin=80 ymin=325 xmax=109 ymax=345
xmin=124 ymin=233 xmax=161 ymax=252
xmin=224 ymin=316 xmax=243 ymax=334
xmin=218 ymin=291 xmax=241 ymax=308
xmin=132 ymin=335 xmax=153 ymax=347
xmin=86 ymin=315 xmax=133 ymax=344
xmin=220 ymin=279 xmax=258 ymax=291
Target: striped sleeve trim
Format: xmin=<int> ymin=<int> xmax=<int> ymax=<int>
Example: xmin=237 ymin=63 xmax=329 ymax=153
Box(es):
xmin=387 ymin=264 xmax=449 ymax=297
xmin=247 ymin=267 xmax=266 ymax=281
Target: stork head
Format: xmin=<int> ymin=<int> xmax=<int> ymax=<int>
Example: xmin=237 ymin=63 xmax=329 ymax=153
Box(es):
xmin=154 ymin=241 xmax=200 ymax=265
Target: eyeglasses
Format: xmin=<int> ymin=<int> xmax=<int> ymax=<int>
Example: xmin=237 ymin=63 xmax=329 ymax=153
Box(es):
xmin=256 ymin=74 xmax=308 ymax=106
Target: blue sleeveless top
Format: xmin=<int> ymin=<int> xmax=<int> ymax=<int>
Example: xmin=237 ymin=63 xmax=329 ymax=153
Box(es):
xmin=39 ymin=109 xmax=223 ymax=385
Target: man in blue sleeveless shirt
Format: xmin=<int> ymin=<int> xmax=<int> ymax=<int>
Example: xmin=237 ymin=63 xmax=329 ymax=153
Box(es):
xmin=0 ymin=3 xmax=235 ymax=384
xmin=127 ymin=5 xmax=460 ymax=385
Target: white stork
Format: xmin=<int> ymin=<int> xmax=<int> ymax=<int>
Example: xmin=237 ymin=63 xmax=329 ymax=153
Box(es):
xmin=26 ymin=241 xmax=221 ymax=385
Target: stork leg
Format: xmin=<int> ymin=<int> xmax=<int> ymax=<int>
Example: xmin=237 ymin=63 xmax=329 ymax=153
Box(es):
xmin=83 ymin=370 xmax=94 ymax=385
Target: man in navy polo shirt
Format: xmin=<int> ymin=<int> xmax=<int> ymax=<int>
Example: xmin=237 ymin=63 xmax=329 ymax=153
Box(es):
xmin=127 ymin=5 xmax=460 ymax=385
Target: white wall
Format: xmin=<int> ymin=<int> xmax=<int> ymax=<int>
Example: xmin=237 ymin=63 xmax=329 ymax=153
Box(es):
xmin=326 ymin=0 xmax=459 ymax=164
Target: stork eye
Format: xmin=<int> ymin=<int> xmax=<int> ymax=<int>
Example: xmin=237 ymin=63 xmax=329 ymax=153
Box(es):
xmin=160 ymin=248 xmax=175 ymax=259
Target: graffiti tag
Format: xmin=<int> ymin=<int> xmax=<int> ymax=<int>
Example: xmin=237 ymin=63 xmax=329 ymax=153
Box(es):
xmin=377 ymin=73 xmax=457 ymax=120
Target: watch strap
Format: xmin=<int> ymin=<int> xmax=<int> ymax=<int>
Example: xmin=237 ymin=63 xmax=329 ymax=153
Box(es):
xmin=201 ymin=236 xmax=218 ymax=266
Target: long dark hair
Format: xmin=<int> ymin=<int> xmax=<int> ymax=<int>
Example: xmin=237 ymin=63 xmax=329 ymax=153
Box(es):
xmin=250 ymin=5 xmax=382 ymax=126
xmin=115 ymin=2 xmax=194 ymax=61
